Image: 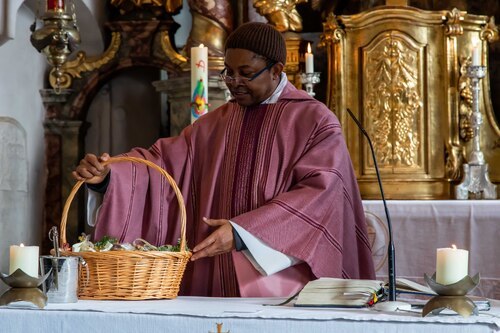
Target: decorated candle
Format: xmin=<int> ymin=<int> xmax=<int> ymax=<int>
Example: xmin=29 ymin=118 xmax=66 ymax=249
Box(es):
xmin=471 ymin=39 xmax=481 ymax=66
xmin=305 ymin=43 xmax=314 ymax=74
xmin=191 ymin=44 xmax=208 ymax=123
xmin=9 ymin=244 xmax=39 ymax=277
xmin=436 ymin=245 xmax=468 ymax=285
xmin=47 ymin=0 xmax=65 ymax=11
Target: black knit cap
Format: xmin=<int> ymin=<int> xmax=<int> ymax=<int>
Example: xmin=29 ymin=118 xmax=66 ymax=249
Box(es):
xmin=224 ymin=22 xmax=287 ymax=65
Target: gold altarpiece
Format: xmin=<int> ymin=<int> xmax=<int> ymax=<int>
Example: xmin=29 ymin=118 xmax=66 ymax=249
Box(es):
xmin=321 ymin=4 xmax=499 ymax=199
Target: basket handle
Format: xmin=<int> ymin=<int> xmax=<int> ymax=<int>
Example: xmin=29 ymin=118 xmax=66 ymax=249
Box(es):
xmin=60 ymin=156 xmax=187 ymax=252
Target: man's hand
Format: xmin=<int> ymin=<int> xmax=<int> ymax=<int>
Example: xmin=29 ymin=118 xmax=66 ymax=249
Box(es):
xmin=72 ymin=153 xmax=111 ymax=184
xmin=191 ymin=218 xmax=235 ymax=261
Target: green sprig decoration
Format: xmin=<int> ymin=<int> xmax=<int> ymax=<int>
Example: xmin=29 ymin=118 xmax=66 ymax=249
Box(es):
xmin=94 ymin=236 xmax=118 ymax=251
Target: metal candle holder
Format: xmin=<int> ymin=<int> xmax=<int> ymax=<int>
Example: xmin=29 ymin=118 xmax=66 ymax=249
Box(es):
xmin=30 ymin=1 xmax=80 ymax=93
xmin=422 ymin=273 xmax=480 ymax=318
xmin=0 ymin=269 xmax=51 ymax=309
xmin=299 ymin=72 xmax=321 ymax=97
xmin=455 ymin=65 xmax=497 ymax=199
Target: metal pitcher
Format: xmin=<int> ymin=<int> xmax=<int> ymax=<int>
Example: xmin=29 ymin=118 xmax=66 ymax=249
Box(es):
xmin=39 ymin=256 xmax=79 ymax=303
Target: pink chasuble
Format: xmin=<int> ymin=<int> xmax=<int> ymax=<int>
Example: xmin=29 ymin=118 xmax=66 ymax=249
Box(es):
xmin=232 ymin=252 xmax=312 ymax=297
xmin=227 ymin=103 xmax=313 ymax=297
xmin=93 ymin=82 xmax=375 ymax=297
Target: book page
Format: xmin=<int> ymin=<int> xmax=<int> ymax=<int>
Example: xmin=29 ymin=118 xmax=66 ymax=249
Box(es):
xmin=395 ymin=278 xmax=436 ymax=295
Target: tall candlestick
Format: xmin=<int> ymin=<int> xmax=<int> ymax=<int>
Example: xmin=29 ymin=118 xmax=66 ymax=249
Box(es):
xmin=47 ymin=0 xmax=65 ymax=11
xmin=305 ymin=43 xmax=314 ymax=74
xmin=471 ymin=39 xmax=481 ymax=66
xmin=9 ymin=244 xmax=39 ymax=277
xmin=191 ymin=44 xmax=208 ymax=123
xmin=436 ymin=245 xmax=468 ymax=285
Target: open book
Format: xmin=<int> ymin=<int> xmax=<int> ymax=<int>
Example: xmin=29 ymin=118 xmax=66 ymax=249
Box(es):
xmin=294 ymin=278 xmax=384 ymax=308
xmin=294 ymin=277 xmax=436 ymax=308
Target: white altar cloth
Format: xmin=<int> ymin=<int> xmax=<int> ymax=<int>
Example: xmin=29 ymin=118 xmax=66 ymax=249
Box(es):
xmin=362 ymin=200 xmax=500 ymax=299
xmin=1 ymin=297 xmax=499 ymax=333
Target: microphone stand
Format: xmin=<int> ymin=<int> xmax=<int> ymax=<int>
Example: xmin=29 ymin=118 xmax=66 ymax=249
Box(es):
xmin=346 ymin=108 xmax=409 ymax=311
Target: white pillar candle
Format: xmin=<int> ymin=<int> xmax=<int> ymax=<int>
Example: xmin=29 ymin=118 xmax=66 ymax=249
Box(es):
xmin=305 ymin=43 xmax=314 ymax=74
xmin=471 ymin=39 xmax=481 ymax=66
xmin=436 ymin=245 xmax=468 ymax=285
xmin=9 ymin=244 xmax=39 ymax=277
xmin=191 ymin=43 xmax=209 ymax=123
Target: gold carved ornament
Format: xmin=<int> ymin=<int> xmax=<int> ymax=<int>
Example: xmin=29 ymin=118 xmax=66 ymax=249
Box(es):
xmin=481 ymin=16 xmax=500 ymax=143
xmin=458 ymin=57 xmax=474 ymax=142
xmin=283 ymin=38 xmax=301 ymax=88
xmin=445 ymin=143 xmax=464 ymax=180
xmin=49 ymin=32 xmax=121 ymax=89
xmin=319 ymin=12 xmax=344 ymax=47
xmin=444 ymin=8 xmax=465 ymax=36
xmin=110 ymin=0 xmax=183 ymax=13
xmin=185 ymin=10 xmax=228 ymax=65
xmin=318 ymin=13 xmax=345 ymax=114
xmin=364 ymin=34 xmax=422 ymax=167
xmin=253 ymin=0 xmax=308 ymax=32
xmin=480 ymin=16 xmax=499 ymax=43
xmin=159 ymin=31 xmax=189 ymax=70
xmin=443 ymin=8 xmax=466 ymax=179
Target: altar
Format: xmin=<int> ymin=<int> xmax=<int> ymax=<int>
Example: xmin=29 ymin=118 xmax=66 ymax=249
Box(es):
xmin=362 ymin=200 xmax=500 ymax=300
xmin=0 ymin=296 xmax=499 ymax=333
xmin=0 ymin=200 xmax=499 ymax=332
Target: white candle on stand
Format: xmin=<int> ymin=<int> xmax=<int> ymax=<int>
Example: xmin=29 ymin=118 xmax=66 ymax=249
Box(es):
xmin=436 ymin=244 xmax=468 ymax=285
xmin=191 ymin=43 xmax=208 ymax=123
xmin=9 ymin=244 xmax=39 ymax=277
xmin=305 ymin=43 xmax=314 ymax=74
xmin=471 ymin=39 xmax=481 ymax=66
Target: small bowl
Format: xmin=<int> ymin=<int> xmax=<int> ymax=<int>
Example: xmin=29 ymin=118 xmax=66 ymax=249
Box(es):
xmin=424 ymin=273 xmax=480 ymax=296
xmin=0 ymin=269 xmax=51 ymax=288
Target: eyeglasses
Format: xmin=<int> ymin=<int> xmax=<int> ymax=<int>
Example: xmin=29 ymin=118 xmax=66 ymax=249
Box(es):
xmin=220 ymin=62 xmax=276 ymax=84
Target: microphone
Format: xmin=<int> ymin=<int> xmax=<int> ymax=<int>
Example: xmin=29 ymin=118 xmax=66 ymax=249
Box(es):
xmin=345 ymin=108 xmax=398 ymax=303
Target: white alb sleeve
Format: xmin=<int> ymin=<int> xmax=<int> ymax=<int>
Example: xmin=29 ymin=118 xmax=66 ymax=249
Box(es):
xmin=229 ymin=221 xmax=302 ymax=276
xmin=86 ymin=190 xmax=103 ymax=227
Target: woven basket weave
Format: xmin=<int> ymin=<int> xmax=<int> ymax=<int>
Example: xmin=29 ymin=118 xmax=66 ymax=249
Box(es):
xmin=60 ymin=156 xmax=192 ymax=300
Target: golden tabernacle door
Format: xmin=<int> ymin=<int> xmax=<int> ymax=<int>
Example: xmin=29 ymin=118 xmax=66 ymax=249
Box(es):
xmin=321 ymin=2 xmax=499 ymax=199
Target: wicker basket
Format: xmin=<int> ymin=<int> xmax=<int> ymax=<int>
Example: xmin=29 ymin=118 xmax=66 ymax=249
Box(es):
xmin=60 ymin=156 xmax=192 ymax=300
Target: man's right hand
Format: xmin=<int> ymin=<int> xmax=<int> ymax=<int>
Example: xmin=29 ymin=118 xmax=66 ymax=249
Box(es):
xmin=72 ymin=153 xmax=111 ymax=184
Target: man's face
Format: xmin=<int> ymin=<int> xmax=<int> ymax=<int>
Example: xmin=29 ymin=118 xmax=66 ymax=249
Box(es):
xmin=223 ymin=48 xmax=282 ymax=107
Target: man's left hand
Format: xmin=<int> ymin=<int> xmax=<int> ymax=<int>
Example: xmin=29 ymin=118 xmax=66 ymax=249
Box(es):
xmin=191 ymin=218 xmax=235 ymax=261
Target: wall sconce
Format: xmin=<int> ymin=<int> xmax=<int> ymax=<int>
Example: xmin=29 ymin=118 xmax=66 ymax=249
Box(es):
xmin=30 ymin=0 xmax=81 ymax=92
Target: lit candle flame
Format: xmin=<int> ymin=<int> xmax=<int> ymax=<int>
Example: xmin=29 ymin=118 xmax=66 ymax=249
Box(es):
xmin=451 ymin=244 xmax=457 ymax=250
xmin=307 ymin=43 xmax=312 ymax=54
xmin=199 ymin=43 xmax=205 ymax=48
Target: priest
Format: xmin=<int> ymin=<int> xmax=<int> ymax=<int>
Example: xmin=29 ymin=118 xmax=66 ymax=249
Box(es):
xmin=73 ymin=22 xmax=375 ymax=297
